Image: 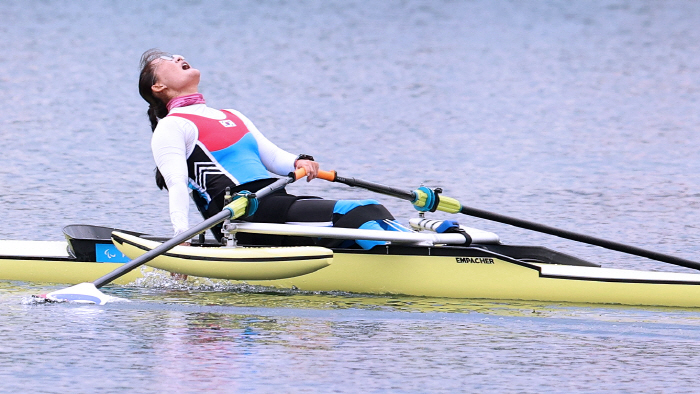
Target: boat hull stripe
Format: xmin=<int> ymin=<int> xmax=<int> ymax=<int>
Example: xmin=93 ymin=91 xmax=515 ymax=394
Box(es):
xmin=539 ymin=273 xmax=700 ymax=286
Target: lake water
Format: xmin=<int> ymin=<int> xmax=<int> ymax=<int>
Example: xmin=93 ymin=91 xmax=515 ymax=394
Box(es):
xmin=2 ymin=0 xmax=700 ymax=392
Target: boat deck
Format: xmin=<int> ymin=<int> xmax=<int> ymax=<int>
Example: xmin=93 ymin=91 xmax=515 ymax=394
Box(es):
xmin=0 ymin=240 xmax=71 ymax=259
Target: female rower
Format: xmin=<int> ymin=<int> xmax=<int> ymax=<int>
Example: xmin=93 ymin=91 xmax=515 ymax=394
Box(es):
xmin=137 ymin=49 xmax=404 ymax=248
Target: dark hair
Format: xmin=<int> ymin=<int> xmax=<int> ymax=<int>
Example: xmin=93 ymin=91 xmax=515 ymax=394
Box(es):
xmin=138 ymin=49 xmax=170 ymax=190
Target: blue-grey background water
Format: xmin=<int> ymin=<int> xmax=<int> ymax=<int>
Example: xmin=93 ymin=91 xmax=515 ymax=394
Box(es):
xmin=2 ymin=0 xmax=700 ymax=392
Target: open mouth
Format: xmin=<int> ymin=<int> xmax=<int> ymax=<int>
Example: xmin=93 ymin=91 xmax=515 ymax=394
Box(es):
xmin=182 ymin=62 xmax=190 ymax=70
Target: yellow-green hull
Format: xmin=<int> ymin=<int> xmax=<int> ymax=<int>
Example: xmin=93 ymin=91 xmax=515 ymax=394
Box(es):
xmin=0 ymin=258 xmax=146 ymax=285
xmin=113 ymin=231 xmax=700 ymax=308
xmin=0 ymin=240 xmax=147 ymax=285
xmin=235 ymin=251 xmax=700 ymax=308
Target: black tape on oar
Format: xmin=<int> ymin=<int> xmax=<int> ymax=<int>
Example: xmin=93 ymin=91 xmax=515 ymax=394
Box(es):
xmin=334 ymin=175 xmax=416 ymax=201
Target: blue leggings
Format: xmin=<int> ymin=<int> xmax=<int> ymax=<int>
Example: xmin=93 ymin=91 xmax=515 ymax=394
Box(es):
xmin=286 ymin=198 xmax=409 ymax=249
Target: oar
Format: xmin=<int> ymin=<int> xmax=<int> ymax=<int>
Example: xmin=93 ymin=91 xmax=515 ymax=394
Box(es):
xmin=316 ymin=170 xmax=700 ymax=271
xmin=40 ymin=169 xmax=308 ymax=305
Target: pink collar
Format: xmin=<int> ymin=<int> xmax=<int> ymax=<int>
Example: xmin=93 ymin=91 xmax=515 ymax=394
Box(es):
xmin=167 ymin=93 xmax=206 ymax=112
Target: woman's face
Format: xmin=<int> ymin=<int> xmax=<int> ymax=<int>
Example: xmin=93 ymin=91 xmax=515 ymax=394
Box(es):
xmin=151 ymin=54 xmax=200 ymax=100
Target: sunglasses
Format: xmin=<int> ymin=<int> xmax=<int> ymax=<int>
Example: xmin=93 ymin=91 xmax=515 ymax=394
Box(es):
xmin=159 ymin=54 xmax=183 ymax=62
xmin=151 ymin=54 xmax=185 ymax=85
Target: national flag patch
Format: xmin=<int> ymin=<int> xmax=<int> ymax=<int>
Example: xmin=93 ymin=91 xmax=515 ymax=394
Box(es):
xmin=220 ymin=119 xmax=236 ymax=127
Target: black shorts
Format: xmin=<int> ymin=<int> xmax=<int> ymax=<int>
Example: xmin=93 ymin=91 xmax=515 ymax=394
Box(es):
xmin=192 ymin=179 xmax=394 ymax=246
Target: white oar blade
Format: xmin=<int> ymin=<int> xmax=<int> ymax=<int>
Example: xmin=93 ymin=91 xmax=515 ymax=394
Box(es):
xmin=43 ymin=283 xmax=127 ymax=305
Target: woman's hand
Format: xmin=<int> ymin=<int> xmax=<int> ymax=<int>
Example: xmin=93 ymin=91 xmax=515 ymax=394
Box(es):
xmin=295 ymin=159 xmax=319 ymax=182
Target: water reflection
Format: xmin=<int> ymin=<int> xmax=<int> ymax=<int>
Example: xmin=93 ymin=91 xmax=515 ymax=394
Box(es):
xmin=5 ymin=279 xmax=700 ymax=393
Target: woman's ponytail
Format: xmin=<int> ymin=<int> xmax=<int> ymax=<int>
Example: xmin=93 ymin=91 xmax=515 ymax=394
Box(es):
xmin=139 ymin=49 xmax=171 ymax=190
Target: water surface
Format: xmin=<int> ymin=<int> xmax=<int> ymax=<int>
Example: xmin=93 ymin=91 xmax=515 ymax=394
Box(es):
xmin=2 ymin=1 xmax=700 ymax=392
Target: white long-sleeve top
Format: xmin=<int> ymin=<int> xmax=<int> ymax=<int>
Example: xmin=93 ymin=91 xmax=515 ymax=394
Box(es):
xmin=151 ymin=104 xmax=297 ymax=235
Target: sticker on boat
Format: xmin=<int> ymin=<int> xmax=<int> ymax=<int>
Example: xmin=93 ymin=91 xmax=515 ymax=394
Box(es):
xmin=456 ymin=257 xmax=495 ymax=264
xmin=95 ymin=244 xmax=130 ymax=263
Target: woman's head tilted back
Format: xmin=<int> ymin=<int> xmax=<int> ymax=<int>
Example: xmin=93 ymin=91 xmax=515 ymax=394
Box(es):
xmin=138 ymin=49 xmax=200 ymax=131
xmin=139 ymin=49 xmax=200 ymax=190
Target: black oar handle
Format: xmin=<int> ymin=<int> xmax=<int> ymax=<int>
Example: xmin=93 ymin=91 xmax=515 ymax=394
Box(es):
xmin=460 ymin=205 xmax=700 ymax=271
xmin=338 ymin=176 xmax=416 ymax=200
xmin=319 ymin=170 xmax=416 ymax=201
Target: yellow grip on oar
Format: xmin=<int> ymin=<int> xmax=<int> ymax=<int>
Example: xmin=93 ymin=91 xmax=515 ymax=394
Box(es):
xmin=223 ymin=195 xmax=250 ymax=219
xmin=413 ymin=187 xmax=462 ymax=213
xmin=436 ymin=196 xmax=462 ymax=214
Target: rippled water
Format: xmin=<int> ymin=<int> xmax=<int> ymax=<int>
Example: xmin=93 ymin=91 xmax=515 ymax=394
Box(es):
xmin=2 ymin=0 xmax=700 ymax=392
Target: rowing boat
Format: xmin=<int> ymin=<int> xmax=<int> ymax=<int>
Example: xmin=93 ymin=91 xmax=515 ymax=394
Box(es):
xmin=117 ymin=219 xmax=700 ymax=308
xmin=6 ymin=219 xmax=700 ymax=308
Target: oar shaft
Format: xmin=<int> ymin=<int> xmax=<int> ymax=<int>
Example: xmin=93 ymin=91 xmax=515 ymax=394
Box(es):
xmin=319 ymin=170 xmax=415 ymax=201
xmin=459 ymin=205 xmax=700 ymax=271
xmin=253 ymin=174 xmax=300 ymax=199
